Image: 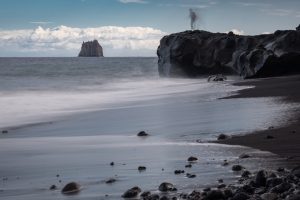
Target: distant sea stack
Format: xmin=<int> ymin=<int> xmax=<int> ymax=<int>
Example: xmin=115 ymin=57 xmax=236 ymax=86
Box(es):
xmin=157 ymin=25 xmax=300 ymax=79
xmin=78 ymin=40 xmax=103 ymax=57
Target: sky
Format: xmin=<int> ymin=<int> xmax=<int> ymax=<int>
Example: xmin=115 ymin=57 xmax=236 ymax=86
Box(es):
xmin=0 ymin=0 xmax=300 ymax=57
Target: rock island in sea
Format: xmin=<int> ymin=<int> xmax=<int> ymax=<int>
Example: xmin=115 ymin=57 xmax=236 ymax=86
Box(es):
xmin=78 ymin=40 xmax=103 ymax=57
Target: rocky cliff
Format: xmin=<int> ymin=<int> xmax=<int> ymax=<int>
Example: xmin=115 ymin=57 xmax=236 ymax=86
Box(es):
xmin=157 ymin=26 xmax=300 ymax=78
xmin=78 ymin=40 xmax=103 ymax=57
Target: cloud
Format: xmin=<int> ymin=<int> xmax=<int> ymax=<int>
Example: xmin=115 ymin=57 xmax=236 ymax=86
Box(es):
xmin=0 ymin=25 xmax=166 ymax=56
xmin=229 ymin=29 xmax=245 ymax=35
xmin=233 ymin=2 xmax=270 ymax=7
xmin=118 ymin=0 xmax=147 ymax=4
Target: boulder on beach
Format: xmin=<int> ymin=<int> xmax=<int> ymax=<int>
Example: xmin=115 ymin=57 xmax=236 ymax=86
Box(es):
xmin=138 ymin=166 xmax=146 ymax=171
xmin=158 ymin=182 xmax=177 ymax=192
xmin=232 ymin=165 xmax=244 ymax=171
xmin=217 ymin=134 xmax=229 ymax=140
xmin=78 ymin=40 xmax=103 ymax=57
xmin=122 ymin=186 xmax=142 ymax=198
xmin=207 ymin=74 xmax=227 ymax=82
xmin=61 ymin=182 xmax=80 ymax=195
xmin=157 ymin=27 xmax=300 ymax=79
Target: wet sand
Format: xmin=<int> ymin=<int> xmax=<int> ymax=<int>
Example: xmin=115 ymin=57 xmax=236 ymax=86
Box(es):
xmin=218 ymin=75 xmax=300 ymax=166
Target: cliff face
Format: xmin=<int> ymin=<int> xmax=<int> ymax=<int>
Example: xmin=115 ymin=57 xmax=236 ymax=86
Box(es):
xmin=157 ymin=26 xmax=300 ymax=78
xmin=78 ymin=40 xmax=103 ymax=57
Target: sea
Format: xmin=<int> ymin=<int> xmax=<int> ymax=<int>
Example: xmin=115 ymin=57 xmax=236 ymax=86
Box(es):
xmin=0 ymin=57 xmax=297 ymax=200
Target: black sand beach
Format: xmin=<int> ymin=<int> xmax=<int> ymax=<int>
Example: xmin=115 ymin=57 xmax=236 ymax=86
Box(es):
xmin=218 ymin=75 xmax=300 ymax=166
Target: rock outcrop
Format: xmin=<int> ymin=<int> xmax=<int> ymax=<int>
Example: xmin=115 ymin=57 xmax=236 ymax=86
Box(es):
xmin=78 ymin=40 xmax=103 ymax=57
xmin=157 ymin=26 xmax=300 ymax=78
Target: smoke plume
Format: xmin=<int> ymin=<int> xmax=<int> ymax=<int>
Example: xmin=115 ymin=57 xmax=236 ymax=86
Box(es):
xmin=189 ymin=9 xmax=199 ymax=30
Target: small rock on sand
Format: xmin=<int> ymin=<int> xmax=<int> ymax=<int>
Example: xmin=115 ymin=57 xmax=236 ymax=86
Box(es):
xmin=61 ymin=182 xmax=81 ymax=195
xmin=217 ymin=134 xmax=228 ymax=140
xmin=110 ymin=162 xmax=114 ymax=166
xmin=137 ymin=131 xmax=149 ymax=137
xmin=122 ymin=186 xmax=141 ymax=198
xmin=50 ymin=185 xmax=57 ymax=190
xmin=266 ymin=135 xmax=274 ymax=139
xmin=138 ymin=166 xmax=146 ymax=171
xmin=174 ymin=170 xmax=185 ymax=174
xmin=105 ymin=178 xmax=116 ymax=184
xmin=185 ymin=164 xmax=192 ymax=168
xmin=186 ymin=173 xmax=196 ymax=178
xmin=1 ymin=130 xmax=8 ymax=134
xmin=187 ymin=156 xmax=198 ymax=162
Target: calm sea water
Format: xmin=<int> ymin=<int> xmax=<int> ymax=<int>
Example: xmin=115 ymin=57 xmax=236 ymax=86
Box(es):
xmin=0 ymin=57 xmax=297 ymax=200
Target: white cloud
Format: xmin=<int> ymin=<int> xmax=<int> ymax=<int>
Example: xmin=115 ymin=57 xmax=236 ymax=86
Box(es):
xmin=0 ymin=25 xmax=166 ymax=56
xmin=118 ymin=0 xmax=147 ymax=4
xmin=229 ymin=29 xmax=245 ymax=35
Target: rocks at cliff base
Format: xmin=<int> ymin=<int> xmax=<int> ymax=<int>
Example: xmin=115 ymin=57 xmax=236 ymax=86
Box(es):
xmin=78 ymin=40 xmax=103 ymax=57
xmin=208 ymin=74 xmax=227 ymax=82
xmin=157 ymin=26 xmax=300 ymax=79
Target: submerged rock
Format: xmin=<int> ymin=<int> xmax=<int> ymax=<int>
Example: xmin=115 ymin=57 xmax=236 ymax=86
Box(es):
xmin=157 ymin=27 xmax=300 ymax=79
xmin=78 ymin=40 xmax=103 ymax=57
xmin=61 ymin=182 xmax=80 ymax=195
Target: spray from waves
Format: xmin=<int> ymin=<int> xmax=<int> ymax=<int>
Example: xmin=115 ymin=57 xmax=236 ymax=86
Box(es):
xmin=189 ymin=8 xmax=200 ymax=30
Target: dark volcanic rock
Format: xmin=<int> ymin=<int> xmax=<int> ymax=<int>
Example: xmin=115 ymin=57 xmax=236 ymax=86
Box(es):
xmin=217 ymin=134 xmax=229 ymax=140
xmin=61 ymin=182 xmax=80 ymax=194
xmin=122 ymin=186 xmax=142 ymax=198
xmin=255 ymin=170 xmax=267 ymax=187
xmin=78 ymin=40 xmax=103 ymax=57
xmin=157 ymin=28 xmax=300 ymax=78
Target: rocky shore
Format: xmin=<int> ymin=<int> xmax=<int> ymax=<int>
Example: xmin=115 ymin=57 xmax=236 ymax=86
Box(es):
xmin=157 ymin=25 xmax=300 ymax=78
xmin=119 ymin=166 xmax=300 ymax=200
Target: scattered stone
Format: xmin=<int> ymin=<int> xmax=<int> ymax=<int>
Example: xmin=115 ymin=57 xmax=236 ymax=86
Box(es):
xmin=56 ymin=174 xmax=60 ymax=178
xmin=110 ymin=162 xmax=114 ymax=166
xmin=122 ymin=186 xmax=141 ymax=198
xmin=266 ymin=177 xmax=283 ymax=188
xmin=203 ymin=187 xmax=211 ymax=192
xmin=266 ymin=135 xmax=274 ymax=139
xmin=105 ymin=178 xmax=116 ymax=184
xmin=277 ymin=167 xmax=285 ymax=172
xmin=141 ymin=191 xmax=151 ymax=197
xmin=242 ymin=170 xmax=251 ymax=178
xmin=50 ymin=185 xmax=57 ymax=190
xmin=255 ymin=170 xmax=267 ymax=187
xmin=187 ymin=156 xmax=198 ymax=162
xmin=61 ymin=182 xmax=81 ymax=195
xmin=224 ymin=189 xmax=234 ymax=198
xmin=239 ymin=153 xmax=251 ymax=159
xmin=186 ymin=173 xmax=196 ymax=178
xmin=218 ymin=184 xmax=226 ymax=189
xmin=268 ymin=126 xmax=274 ymax=130
xmin=218 ymin=179 xmax=223 ymax=183
xmin=231 ymin=192 xmax=250 ymax=200
xmin=217 ymin=134 xmax=228 ymax=140
xmin=261 ymin=192 xmax=278 ymax=200
xmin=174 ymin=170 xmax=185 ymax=174
xmin=1 ymin=130 xmax=8 ymax=134
xmin=208 ymin=74 xmax=227 ymax=82
xmin=271 ymin=182 xmax=292 ymax=194
xmin=291 ymin=166 xmax=300 ymax=178
xmin=158 ymin=182 xmax=177 ymax=192
xmin=160 ymin=196 xmax=169 ymax=200
xmin=222 ymin=160 xmax=229 ymax=166
xmin=138 ymin=166 xmax=146 ymax=171
xmin=232 ymin=165 xmax=244 ymax=171
xmin=206 ymin=190 xmax=225 ymax=200
xmin=137 ymin=131 xmax=149 ymax=137
xmin=185 ymin=164 xmax=192 ymax=168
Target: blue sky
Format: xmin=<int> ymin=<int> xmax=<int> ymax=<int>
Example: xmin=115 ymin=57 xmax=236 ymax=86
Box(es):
xmin=0 ymin=0 xmax=300 ymax=56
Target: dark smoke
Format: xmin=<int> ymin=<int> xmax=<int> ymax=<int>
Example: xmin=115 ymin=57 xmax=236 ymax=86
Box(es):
xmin=189 ymin=9 xmax=199 ymax=30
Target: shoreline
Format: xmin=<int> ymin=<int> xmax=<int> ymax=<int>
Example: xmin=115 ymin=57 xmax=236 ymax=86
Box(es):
xmin=217 ymin=75 xmax=300 ymax=166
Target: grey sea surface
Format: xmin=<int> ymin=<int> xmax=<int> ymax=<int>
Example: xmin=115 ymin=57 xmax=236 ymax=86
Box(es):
xmin=0 ymin=57 xmax=297 ymax=200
